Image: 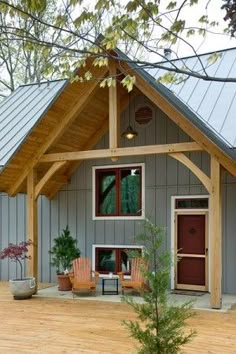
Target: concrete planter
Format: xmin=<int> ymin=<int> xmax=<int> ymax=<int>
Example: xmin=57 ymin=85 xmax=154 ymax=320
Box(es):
xmin=9 ymin=277 xmax=36 ymax=300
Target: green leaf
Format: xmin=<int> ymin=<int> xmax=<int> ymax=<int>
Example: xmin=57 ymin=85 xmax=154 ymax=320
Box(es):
xmin=121 ymin=75 xmax=136 ymax=92
xmin=93 ymin=57 xmax=108 ymax=67
xmin=100 ymin=78 xmax=107 ymax=88
xmin=186 ymin=29 xmax=195 ymax=37
xmin=106 ymin=77 xmax=116 ymax=87
xmin=198 ymin=15 xmax=209 ymax=24
xmin=198 ymin=28 xmax=206 ymax=36
xmin=125 ymin=1 xmax=139 ymax=12
xmin=207 ymin=52 xmax=221 ymax=65
xmin=170 ymin=20 xmax=185 ymax=33
xmin=84 ymin=71 xmax=93 ymax=81
xmin=166 ymin=1 xmax=177 ymax=10
xmin=95 ymin=0 xmax=111 ymax=11
xmin=55 ymin=15 xmax=67 ymax=27
xmin=158 ymin=72 xmax=176 ymax=84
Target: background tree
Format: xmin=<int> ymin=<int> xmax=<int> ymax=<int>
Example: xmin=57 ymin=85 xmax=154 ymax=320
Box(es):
xmin=122 ymin=219 xmax=195 ymax=354
xmin=0 ymin=0 xmax=235 ymax=95
xmin=0 ymin=0 xmax=103 ymax=97
xmin=0 ymin=0 xmax=60 ymax=97
xmin=222 ymin=0 xmax=236 ymax=36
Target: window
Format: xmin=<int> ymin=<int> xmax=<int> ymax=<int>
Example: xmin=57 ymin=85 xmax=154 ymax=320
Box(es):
xmin=175 ymin=198 xmax=208 ymax=209
xmin=93 ymin=164 xmax=145 ymax=219
xmin=95 ymin=246 xmax=143 ymax=275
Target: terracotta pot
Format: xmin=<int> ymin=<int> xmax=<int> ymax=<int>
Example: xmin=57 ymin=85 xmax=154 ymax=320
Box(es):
xmin=9 ymin=277 xmax=36 ymax=300
xmin=57 ymin=274 xmax=72 ymax=291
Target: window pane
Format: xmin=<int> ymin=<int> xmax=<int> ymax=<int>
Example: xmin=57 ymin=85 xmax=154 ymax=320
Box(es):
xmin=120 ymin=249 xmax=142 ymax=274
xmin=175 ymin=198 xmax=208 ymax=209
xmin=120 ymin=168 xmax=141 ymax=215
xmin=97 ymin=171 xmax=116 ymax=215
xmin=97 ymin=249 xmax=116 ymax=273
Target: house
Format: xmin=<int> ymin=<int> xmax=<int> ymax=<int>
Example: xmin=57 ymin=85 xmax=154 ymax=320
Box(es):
xmin=0 ymin=47 xmax=236 ymax=309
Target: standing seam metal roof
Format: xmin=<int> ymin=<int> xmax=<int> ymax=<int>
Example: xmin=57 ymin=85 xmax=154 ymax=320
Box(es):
xmin=1 ymin=48 xmax=236 ymax=170
xmin=147 ymin=48 xmax=236 ymax=150
xmin=0 ymin=79 xmax=68 ymax=167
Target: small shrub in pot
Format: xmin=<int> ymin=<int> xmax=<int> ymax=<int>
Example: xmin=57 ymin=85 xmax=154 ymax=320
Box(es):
xmin=0 ymin=240 xmax=36 ymax=299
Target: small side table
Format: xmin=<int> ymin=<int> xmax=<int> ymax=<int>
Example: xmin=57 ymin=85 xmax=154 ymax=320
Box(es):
xmin=102 ymin=276 xmax=119 ymax=295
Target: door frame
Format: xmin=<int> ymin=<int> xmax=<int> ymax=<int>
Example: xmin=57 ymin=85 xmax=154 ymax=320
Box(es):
xmin=171 ymin=195 xmax=209 ymax=291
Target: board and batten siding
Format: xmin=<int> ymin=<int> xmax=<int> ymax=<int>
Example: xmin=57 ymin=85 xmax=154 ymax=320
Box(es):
xmin=0 ymin=95 xmax=236 ymax=293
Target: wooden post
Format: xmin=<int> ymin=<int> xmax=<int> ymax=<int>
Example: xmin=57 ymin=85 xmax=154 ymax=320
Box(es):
xmin=109 ymin=62 xmax=120 ymax=155
xmin=209 ymin=156 xmax=222 ymax=309
xmin=27 ymin=169 xmax=38 ymax=292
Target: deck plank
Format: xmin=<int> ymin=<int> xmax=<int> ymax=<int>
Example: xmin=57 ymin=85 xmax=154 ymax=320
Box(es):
xmin=1 ymin=282 xmax=236 ymax=353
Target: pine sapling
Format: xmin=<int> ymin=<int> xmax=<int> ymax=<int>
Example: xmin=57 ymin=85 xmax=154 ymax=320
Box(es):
xmin=122 ymin=219 xmax=196 ymax=354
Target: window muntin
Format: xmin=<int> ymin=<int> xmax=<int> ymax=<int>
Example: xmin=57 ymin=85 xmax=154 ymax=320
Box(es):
xmin=95 ymin=247 xmax=142 ymax=275
xmin=95 ymin=166 xmax=142 ymax=217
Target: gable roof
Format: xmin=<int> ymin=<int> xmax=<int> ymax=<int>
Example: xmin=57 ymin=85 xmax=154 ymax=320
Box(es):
xmin=0 ymin=79 xmax=67 ymax=168
xmin=0 ymin=47 xmax=236 ymax=196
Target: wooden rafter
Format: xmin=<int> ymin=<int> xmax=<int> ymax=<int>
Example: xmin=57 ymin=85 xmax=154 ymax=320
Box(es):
xmin=45 ymin=119 xmax=109 ymax=199
xmin=109 ymin=62 xmax=120 ymax=150
xmin=45 ymin=91 xmax=136 ymax=199
xmin=35 ymin=161 xmax=67 ymax=199
xmin=169 ymin=152 xmax=211 ymax=192
xmin=8 ymin=66 xmax=108 ymax=196
xmin=39 ymin=142 xmax=202 ymax=163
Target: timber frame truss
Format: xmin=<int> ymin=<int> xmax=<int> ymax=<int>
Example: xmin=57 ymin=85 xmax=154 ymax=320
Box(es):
xmin=18 ymin=59 xmax=234 ymax=309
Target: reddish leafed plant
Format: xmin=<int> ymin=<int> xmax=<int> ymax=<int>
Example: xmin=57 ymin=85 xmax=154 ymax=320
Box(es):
xmin=0 ymin=240 xmax=32 ymax=280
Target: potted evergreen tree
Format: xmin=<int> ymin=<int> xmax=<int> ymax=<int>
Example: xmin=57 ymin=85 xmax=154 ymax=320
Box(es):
xmin=49 ymin=226 xmax=80 ymax=291
xmin=0 ymin=240 xmax=36 ymax=300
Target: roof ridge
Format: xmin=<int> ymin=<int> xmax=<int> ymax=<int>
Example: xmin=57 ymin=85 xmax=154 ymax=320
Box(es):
xmin=161 ymin=47 xmax=236 ymax=63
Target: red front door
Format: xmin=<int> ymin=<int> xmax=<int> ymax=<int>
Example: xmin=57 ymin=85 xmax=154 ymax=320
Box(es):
xmin=176 ymin=213 xmax=207 ymax=291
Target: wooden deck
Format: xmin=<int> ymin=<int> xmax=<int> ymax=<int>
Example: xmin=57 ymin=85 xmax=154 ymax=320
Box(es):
xmin=1 ymin=282 xmax=236 ymax=353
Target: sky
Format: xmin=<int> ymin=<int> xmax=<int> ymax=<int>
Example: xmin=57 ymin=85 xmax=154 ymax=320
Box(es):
xmin=171 ymin=0 xmax=235 ymax=57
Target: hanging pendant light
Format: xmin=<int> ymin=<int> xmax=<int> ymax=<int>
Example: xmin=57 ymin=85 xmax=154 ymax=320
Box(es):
xmin=121 ymin=125 xmax=138 ymax=140
xmin=121 ymin=94 xmax=138 ymax=140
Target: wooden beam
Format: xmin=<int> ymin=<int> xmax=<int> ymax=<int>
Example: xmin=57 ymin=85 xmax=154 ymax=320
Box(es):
xmin=39 ymin=142 xmax=202 ymax=163
xmin=109 ymin=62 xmax=120 ymax=150
xmin=169 ymin=152 xmax=211 ymax=193
xmin=46 ymin=91 xmax=134 ymax=199
xmin=8 ymin=66 xmax=108 ymax=196
xmin=45 ymin=119 xmax=110 ymax=199
xmin=27 ymin=169 xmax=38 ymax=292
xmin=35 ymin=161 xmax=67 ymax=199
xmin=121 ymin=62 xmax=236 ymax=177
xmin=209 ymin=157 xmax=222 ymax=309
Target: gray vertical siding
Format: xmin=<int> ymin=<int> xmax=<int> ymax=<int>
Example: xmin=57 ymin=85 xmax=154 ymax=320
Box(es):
xmin=0 ymin=95 xmax=236 ymax=293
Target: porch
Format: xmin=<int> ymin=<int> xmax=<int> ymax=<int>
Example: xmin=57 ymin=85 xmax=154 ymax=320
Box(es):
xmin=1 ymin=57 xmax=236 ymax=310
xmin=1 ymin=282 xmax=236 ymax=353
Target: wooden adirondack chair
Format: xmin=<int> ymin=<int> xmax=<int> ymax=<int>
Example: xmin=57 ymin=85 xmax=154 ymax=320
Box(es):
xmin=118 ymin=257 xmax=148 ymax=295
xmin=69 ymin=257 xmax=99 ymax=295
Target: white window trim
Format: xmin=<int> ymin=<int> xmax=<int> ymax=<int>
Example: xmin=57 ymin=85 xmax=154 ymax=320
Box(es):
xmin=92 ymin=163 xmax=145 ymax=220
xmin=170 ymin=195 xmax=209 ymax=290
xmin=92 ymin=244 xmax=145 ymax=277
